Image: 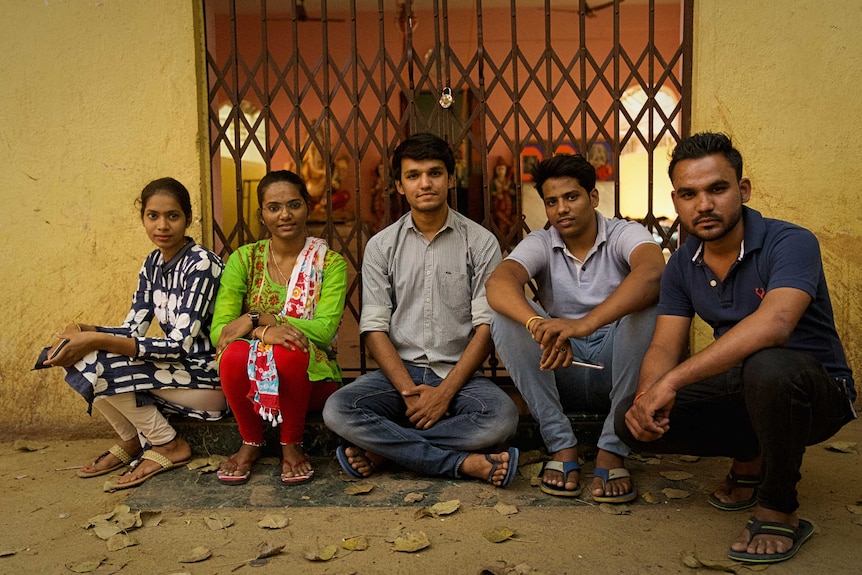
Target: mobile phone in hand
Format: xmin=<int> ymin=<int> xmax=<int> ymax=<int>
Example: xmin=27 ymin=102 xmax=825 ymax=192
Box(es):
xmin=49 ymin=338 xmax=70 ymax=360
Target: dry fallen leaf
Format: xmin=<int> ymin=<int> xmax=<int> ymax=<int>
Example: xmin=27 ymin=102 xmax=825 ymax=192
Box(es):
xmin=494 ymin=502 xmax=519 ymax=516
xmin=385 ymin=525 xmax=406 ymax=543
xmin=824 ymin=441 xmax=857 ymax=453
xmin=113 ymin=510 xmax=137 ymax=531
xmin=519 ymin=462 xmax=544 ymax=479
xmin=304 ymin=544 xmax=339 ymax=561
xmin=517 ymin=450 xmax=546 ymax=466
xmin=343 ymin=483 xmax=374 ymax=495
xmin=660 ymin=471 xmax=694 ymax=481
xmin=93 ymin=521 xmax=122 ymax=541
xmin=641 ymin=492 xmax=662 ymax=504
xmin=662 ymin=488 xmax=691 ymax=499
xmin=257 ymin=514 xmax=289 ymax=529
xmin=177 ymin=546 xmax=212 ymax=563
xmin=65 ymin=558 xmax=106 ymax=573
xmin=629 ymin=453 xmax=662 ymax=465
xmin=678 ymin=455 xmax=700 ymax=463
xmin=342 ymin=536 xmax=368 ymax=551
xmin=847 ymin=504 xmax=862 ymax=515
xmin=12 ymin=440 xmax=48 ymax=452
xmin=106 ymin=534 xmax=137 ymax=552
xmin=140 ymin=511 xmax=162 ymax=527
xmin=93 ymin=560 xmax=128 ymax=575
xmin=483 ymin=526 xmax=516 ymax=543
xmin=599 ymin=503 xmax=631 ymax=515
xmin=403 ymin=492 xmax=425 ymax=503
xmin=414 ymin=507 xmax=434 ymax=520
xmin=392 ymin=531 xmax=431 ymax=552
xmin=430 ymin=499 xmax=460 ymax=516
xmin=0 ymin=550 xmax=17 ymax=558
xmin=255 ymin=542 xmax=285 ymax=559
xmin=204 ymin=515 xmax=234 ymax=530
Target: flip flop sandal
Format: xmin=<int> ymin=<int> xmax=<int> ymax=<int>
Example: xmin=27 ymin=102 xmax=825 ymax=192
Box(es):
xmin=77 ymin=444 xmax=139 ymax=478
xmin=102 ymin=449 xmax=189 ymax=492
xmin=281 ymin=458 xmax=314 ymax=485
xmin=592 ymin=467 xmax=637 ymax=503
xmin=727 ymin=517 xmax=814 ymax=564
xmin=708 ymin=471 xmax=760 ymax=511
xmin=485 ymin=447 xmax=519 ymax=488
xmin=216 ymin=457 xmax=253 ymax=485
xmin=335 ymin=445 xmax=375 ymax=478
xmin=540 ymin=460 xmax=582 ymax=497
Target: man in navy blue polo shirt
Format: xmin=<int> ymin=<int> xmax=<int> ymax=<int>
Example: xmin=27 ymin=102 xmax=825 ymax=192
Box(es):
xmin=619 ymin=132 xmax=855 ymax=564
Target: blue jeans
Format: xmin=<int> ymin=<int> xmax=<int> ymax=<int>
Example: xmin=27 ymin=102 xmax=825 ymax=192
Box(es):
xmin=491 ymin=303 xmax=657 ymax=457
xmin=322 ymin=364 xmax=519 ymax=477
xmin=615 ymin=347 xmax=855 ymax=513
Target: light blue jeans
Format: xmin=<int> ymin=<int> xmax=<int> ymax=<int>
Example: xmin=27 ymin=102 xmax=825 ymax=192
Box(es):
xmin=491 ymin=303 xmax=657 ymax=458
xmin=322 ymin=364 xmax=519 ymax=477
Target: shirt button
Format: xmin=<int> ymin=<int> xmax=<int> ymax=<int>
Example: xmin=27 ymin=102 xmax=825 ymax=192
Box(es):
xmin=710 ymin=280 xmax=717 ymax=287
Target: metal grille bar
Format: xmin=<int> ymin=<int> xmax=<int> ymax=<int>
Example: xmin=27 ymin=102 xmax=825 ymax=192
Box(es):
xmin=203 ymin=0 xmax=693 ymax=376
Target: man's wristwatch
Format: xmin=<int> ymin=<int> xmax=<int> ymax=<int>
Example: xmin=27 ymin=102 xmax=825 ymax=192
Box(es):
xmin=247 ymin=311 xmax=260 ymax=330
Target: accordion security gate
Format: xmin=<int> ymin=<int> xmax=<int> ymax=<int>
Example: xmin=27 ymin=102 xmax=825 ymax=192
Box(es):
xmin=203 ymin=0 xmax=693 ymax=377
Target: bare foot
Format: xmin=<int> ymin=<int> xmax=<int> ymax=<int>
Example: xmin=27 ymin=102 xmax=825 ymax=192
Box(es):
xmin=731 ymin=506 xmax=799 ymax=556
xmin=116 ymin=437 xmax=191 ymax=485
xmin=80 ymin=438 xmax=141 ymax=475
xmin=543 ymin=447 xmax=580 ymax=492
xmin=344 ymin=446 xmax=385 ymax=478
xmin=713 ymin=457 xmax=761 ymax=506
xmin=591 ymin=449 xmax=632 ymax=498
xmin=281 ymin=444 xmax=313 ymax=479
xmin=460 ymin=451 xmax=511 ymax=486
xmin=219 ymin=443 xmax=261 ymax=478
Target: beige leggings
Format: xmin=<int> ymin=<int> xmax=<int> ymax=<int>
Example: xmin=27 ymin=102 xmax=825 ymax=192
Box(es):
xmin=93 ymin=389 xmax=227 ymax=447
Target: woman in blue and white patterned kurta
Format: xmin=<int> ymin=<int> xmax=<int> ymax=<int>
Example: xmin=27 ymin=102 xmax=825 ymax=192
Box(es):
xmin=46 ymin=178 xmax=227 ymax=489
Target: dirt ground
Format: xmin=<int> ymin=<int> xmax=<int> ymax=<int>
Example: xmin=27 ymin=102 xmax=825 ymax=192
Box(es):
xmin=2 ymin=420 xmax=862 ymax=575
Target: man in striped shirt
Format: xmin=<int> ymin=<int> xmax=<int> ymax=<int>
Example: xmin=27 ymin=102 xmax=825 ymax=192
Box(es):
xmin=324 ymin=133 xmax=520 ymax=487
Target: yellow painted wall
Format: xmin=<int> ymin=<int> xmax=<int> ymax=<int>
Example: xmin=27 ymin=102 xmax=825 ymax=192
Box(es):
xmin=689 ymin=0 xmax=861 ymax=390
xmin=2 ymin=0 xmax=858 ymax=437
xmin=0 ymin=0 xmax=209 ymax=437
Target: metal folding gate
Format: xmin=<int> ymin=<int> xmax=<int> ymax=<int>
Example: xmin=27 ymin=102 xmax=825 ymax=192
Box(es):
xmin=203 ymin=0 xmax=693 ymax=377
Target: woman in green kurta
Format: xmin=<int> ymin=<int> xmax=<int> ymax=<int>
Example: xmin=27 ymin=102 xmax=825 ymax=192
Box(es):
xmin=211 ymin=170 xmax=347 ymax=485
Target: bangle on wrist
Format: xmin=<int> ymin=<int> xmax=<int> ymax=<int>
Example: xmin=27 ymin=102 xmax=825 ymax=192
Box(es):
xmin=633 ymin=391 xmax=647 ymax=405
xmin=76 ymin=323 xmax=83 ymax=332
xmin=525 ymin=315 xmax=543 ymax=331
xmin=259 ymin=325 xmax=270 ymax=344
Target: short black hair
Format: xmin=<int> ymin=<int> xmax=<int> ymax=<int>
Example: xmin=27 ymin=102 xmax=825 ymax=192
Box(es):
xmin=530 ymin=154 xmax=596 ymax=198
xmin=256 ymin=170 xmax=311 ymax=207
xmin=668 ymin=132 xmax=744 ymax=182
xmin=391 ymin=132 xmax=456 ymax=182
xmin=139 ymin=177 xmax=192 ymax=221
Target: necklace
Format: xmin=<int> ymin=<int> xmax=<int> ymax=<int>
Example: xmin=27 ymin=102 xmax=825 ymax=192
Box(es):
xmin=269 ymin=242 xmax=292 ymax=285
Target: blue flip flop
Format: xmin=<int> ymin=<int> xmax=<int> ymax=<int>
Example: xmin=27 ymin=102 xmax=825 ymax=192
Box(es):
xmin=485 ymin=447 xmax=519 ymax=488
xmin=335 ymin=445 xmax=364 ymax=478
xmin=708 ymin=472 xmax=759 ymax=511
xmin=540 ymin=460 xmax=582 ymax=497
xmin=727 ymin=517 xmax=814 ymax=564
xmin=592 ymin=467 xmax=637 ymax=503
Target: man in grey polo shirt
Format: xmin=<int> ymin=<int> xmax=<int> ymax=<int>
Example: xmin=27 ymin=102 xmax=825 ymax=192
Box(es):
xmin=323 ymin=133 xmax=520 ymax=486
xmin=487 ymin=153 xmax=664 ymax=501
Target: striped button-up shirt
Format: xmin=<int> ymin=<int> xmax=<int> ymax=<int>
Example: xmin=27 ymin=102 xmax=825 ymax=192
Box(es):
xmin=360 ymin=207 xmax=502 ymax=377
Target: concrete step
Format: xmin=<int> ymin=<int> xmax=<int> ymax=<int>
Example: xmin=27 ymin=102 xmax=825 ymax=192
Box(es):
xmin=172 ymin=412 xmax=606 ymax=459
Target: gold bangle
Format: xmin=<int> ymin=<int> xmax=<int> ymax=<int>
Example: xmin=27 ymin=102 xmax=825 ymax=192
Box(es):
xmin=259 ymin=325 xmax=270 ymax=344
xmin=525 ymin=315 xmax=543 ymax=331
xmin=634 ymin=391 xmax=647 ymax=405
xmin=76 ymin=323 xmax=83 ymax=332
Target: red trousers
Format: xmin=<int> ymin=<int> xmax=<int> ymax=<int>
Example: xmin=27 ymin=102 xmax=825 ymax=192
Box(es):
xmin=219 ymin=341 xmax=337 ymax=445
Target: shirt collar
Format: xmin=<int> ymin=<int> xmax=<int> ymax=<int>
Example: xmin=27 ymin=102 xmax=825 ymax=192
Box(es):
xmin=406 ymin=205 xmax=454 ymax=236
xmin=689 ymin=206 xmax=766 ymax=263
xmin=550 ymin=210 xmax=605 ymax=256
